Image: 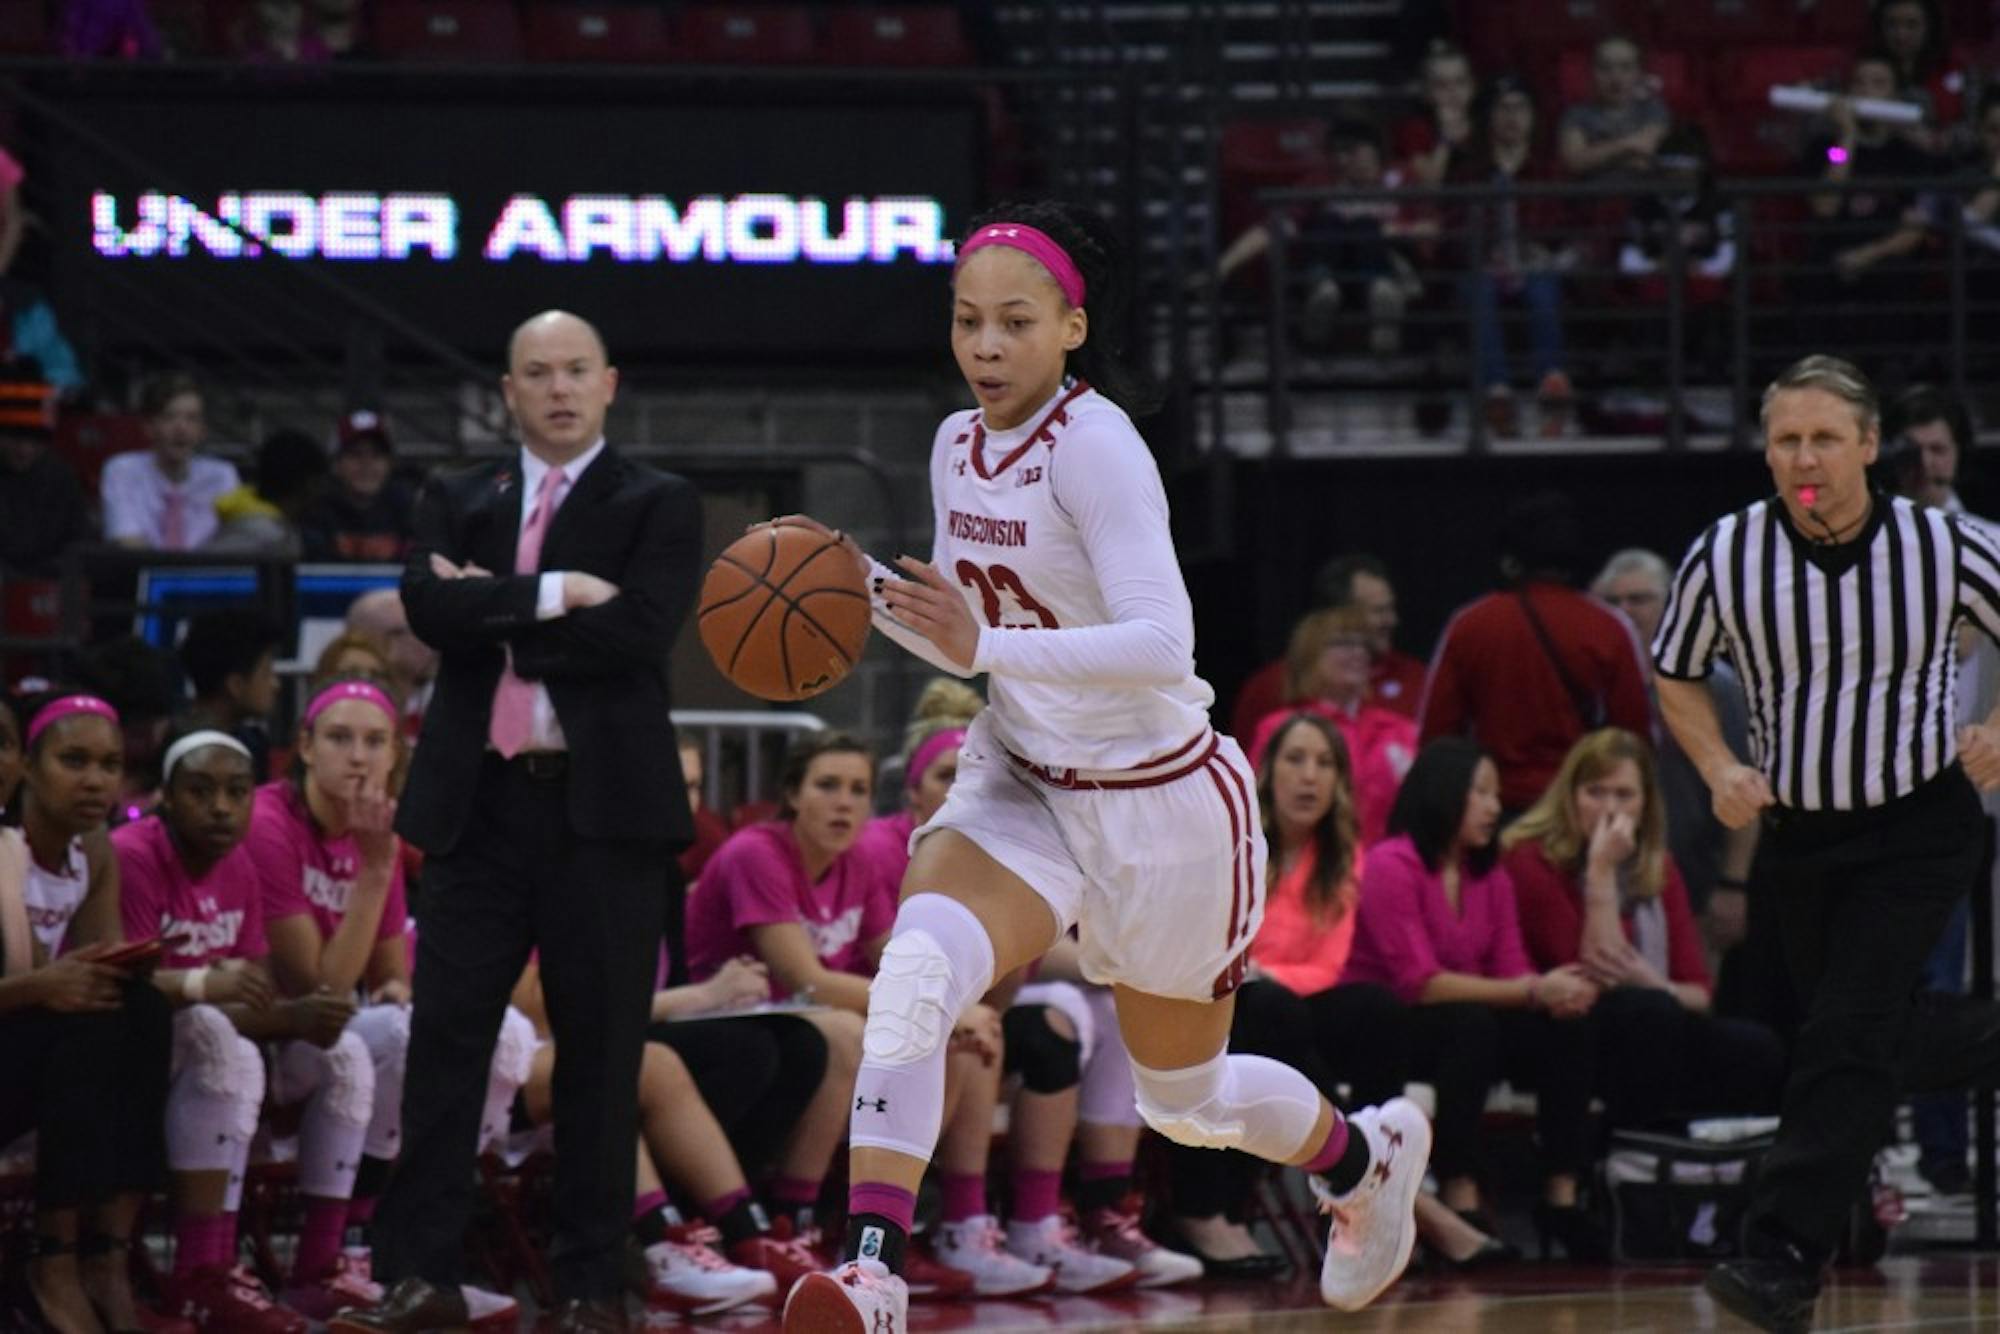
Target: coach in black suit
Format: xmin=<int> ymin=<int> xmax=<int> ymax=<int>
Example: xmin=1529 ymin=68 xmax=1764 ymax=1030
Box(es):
xmin=354 ymin=312 xmax=701 ymax=1334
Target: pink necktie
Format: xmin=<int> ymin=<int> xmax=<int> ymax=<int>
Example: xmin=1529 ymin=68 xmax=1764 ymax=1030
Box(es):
xmin=489 ymin=466 xmax=565 ymax=758
xmin=161 ymin=490 xmax=186 ymax=550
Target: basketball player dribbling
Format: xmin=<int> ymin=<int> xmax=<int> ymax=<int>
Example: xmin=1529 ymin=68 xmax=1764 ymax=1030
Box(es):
xmin=779 ymin=201 xmax=1431 ymax=1334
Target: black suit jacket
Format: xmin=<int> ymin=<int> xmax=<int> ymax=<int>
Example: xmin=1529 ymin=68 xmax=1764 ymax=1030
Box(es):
xmin=397 ymin=446 xmax=702 ymax=854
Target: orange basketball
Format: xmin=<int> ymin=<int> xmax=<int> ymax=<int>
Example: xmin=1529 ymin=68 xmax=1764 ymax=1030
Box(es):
xmin=698 ymin=521 xmax=871 ymax=702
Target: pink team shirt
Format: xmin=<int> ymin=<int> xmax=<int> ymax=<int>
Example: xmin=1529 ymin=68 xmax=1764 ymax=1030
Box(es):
xmin=1342 ymin=834 xmax=1533 ymax=1004
xmin=855 ymin=811 xmax=916 ymax=883
xmin=684 ymin=821 xmax=898 ymax=998
xmin=113 ymin=815 xmax=266 ymax=969
xmin=244 ymin=782 xmax=408 ymax=946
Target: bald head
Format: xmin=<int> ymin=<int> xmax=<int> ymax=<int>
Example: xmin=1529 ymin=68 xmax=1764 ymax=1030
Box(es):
xmin=502 ymin=310 xmax=619 ymax=464
xmin=345 ymin=588 xmax=436 ymax=693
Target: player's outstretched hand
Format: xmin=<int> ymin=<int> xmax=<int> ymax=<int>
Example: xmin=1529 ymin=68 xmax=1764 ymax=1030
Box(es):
xmin=1960 ymin=724 xmax=2000 ymax=792
xmin=1707 ymin=763 xmax=1775 ymax=830
xmin=885 ymin=557 xmax=981 ymax=671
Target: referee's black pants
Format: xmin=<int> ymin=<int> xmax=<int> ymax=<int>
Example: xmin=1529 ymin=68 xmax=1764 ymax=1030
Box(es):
xmin=373 ymin=755 xmax=670 ymax=1302
xmin=1750 ymin=770 xmax=2000 ymax=1259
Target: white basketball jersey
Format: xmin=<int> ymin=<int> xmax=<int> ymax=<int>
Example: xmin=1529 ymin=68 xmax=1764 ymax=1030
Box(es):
xmin=24 ymin=836 xmax=87 ymax=955
xmin=924 ymin=383 xmax=1214 ymax=770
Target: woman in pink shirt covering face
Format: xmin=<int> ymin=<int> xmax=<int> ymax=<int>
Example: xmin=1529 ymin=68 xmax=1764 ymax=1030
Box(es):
xmin=1344 ymin=738 xmax=1610 ymax=1261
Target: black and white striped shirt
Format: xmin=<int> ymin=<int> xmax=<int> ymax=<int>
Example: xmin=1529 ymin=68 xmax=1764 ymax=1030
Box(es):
xmin=1654 ymin=494 xmax=2000 ymax=811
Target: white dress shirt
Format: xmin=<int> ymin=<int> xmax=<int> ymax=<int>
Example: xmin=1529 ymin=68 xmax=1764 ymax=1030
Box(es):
xmin=100 ymin=451 xmax=240 ymax=550
xmin=511 ymin=438 xmax=606 ymax=753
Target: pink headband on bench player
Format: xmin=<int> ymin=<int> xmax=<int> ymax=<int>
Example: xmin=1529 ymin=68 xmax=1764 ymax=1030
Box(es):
xmin=303 ymin=680 xmax=397 ymax=730
xmin=905 ymin=728 xmax=968 ymax=792
xmin=25 ymin=695 xmax=120 ymax=748
xmin=954 ymin=223 xmax=1087 ymax=309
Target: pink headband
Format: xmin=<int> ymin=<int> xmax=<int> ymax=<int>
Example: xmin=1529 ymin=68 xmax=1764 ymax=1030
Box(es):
xmin=25 ymin=695 xmax=120 ymax=747
xmin=955 ymin=223 xmax=1086 ymax=309
xmin=303 ymin=680 xmax=397 ymax=731
xmin=906 ymin=728 xmax=966 ymax=791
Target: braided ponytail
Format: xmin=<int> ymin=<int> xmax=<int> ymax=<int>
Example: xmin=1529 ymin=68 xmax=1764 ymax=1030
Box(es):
xmin=963 ymin=200 xmax=1160 ymax=415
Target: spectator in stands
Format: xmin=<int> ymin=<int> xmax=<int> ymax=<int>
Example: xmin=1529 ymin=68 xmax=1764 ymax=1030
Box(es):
xmin=302 ymin=411 xmax=416 ymax=564
xmin=1420 ymin=491 xmax=1653 ymax=816
xmin=1217 ymin=117 xmax=1432 ymax=354
xmin=1591 ymin=549 xmax=1757 ymax=949
xmin=685 ymin=731 xmax=1043 ymax=1297
xmin=234 ymin=0 xmax=329 ymax=62
xmin=312 ymin=631 xmax=392 ymax=689
xmin=1799 ymin=55 xmax=1935 ymax=345
xmin=102 ymin=375 xmax=240 ymax=552
xmin=177 ymin=608 xmax=283 ymax=782
xmin=1396 ymin=39 xmax=1479 ymax=185
xmin=1618 ymin=124 xmax=1736 ymax=363
xmin=1228 ymin=553 xmax=1425 ymax=741
xmin=58 ymin=0 xmax=164 ymax=59
xmin=1170 ymin=713 xmax=1511 ymax=1274
xmin=343 ymin=589 xmax=436 ymax=729
xmin=511 ymin=959 xmax=806 ymax=1316
xmin=312 ymin=0 xmax=368 ymax=59
xmin=0 ymin=146 xmax=27 ymax=280
xmin=1452 ymin=74 xmax=1576 ymax=438
xmin=1 ymin=284 xmax=85 ymax=393
xmin=1500 ymin=729 xmax=1785 ymax=1125
xmin=1250 ymin=606 xmax=1416 ymax=845
xmin=1869 ymin=0 xmax=1965 ymax=134
xmin=1343 ymin=738 xmax=1608 ymax=1260
xmin=2 ymin=689 xmax=176 ymax=1334
xmin=1558 ymin=34 xmax=1672 ymax=180
xmin=1884 ymin=383 xmax=1980 ymax=514
xmin=1959 ymin=91 xmax=2000 ymax=276
xmin=0 ymin=369 xmax=88 ymax=577
xmin=677 ymin=736 xmax=729 ymax=887
xmin=208 ymin=429 xmax=326 ymax=557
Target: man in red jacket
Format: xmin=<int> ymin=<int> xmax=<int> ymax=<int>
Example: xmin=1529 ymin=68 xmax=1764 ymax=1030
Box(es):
xmin=1418 ymin=492 xmax=1653 ymax=813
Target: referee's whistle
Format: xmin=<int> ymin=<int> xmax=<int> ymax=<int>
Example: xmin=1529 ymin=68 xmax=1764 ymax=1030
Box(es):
xmin=1798 ymin=485 xmax=1819 ymax=509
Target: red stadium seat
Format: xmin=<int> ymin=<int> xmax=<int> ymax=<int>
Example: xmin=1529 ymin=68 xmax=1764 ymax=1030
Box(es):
xmin=1718 ymin=45 xmax=1849 ymax=106
xmin=1505 ymin=0 xmax=1657 ymax=55
xmin=1804 ymin=0 xmax=1872 ymax=44
xmin=522 ymin=5 xmax=674 ymax=63
xmin=56 ymin=415 xmax=148 ymax=496
xmin=1948 ymin=0 xmax=1995 ymax=42
xmin=1706 ymin=44 xmax=1851 ymax=173
xmin=0 ymin=0 xmax=47 ymax=54
xmin=374 ymin=1 xmax=523 ymax=63
xmin=822 ymin=7 xmax=973 ymax=66
xmin=676 ymin=5 xmax=817 ymax=63
xmin=1556 ymin=48 xmax=1700 ymax=117
xmin=1656 ymin=0 xmax=1804 ymax=48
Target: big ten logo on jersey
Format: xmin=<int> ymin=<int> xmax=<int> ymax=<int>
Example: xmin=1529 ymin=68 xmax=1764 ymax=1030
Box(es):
xmin=1015 ymin=465 xmax=1042 ymax=489
xmin=956 ymin=560 xmax=1057 ymax=629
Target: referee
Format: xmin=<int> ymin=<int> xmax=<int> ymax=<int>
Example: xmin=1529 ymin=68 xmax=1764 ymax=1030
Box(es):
xmin=1654 ymin=355 xmax=2000 ymax=1334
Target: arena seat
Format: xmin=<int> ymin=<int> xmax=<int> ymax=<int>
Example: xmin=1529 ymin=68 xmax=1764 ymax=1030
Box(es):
xmin=523 ymin=5 xmax=674 ymax=63
xmin=1805 ymin=0 xmax=1872 ymax=44
xmin=55 ymin=413 xmax=148 ymax=496
xmin=1504 ymin=0 xmax=1658 ymax=53
xmin=1656 ymin=0 xmax=1805 ymax=48
xmin=1709 ymin=45 xmax=1852 ymax=173
xmin=1555 ymin=47 xmax=1700 ymax=117
xmin=1217 ymin=117 xmax=1333 ymax=241
xmin=821 ymin=6 xmax=973 ymax=67
xmin=374 ymin=1 xmax=524 ymax=63
xmin=676 ymin=5 xmax=817 ymax=63
xmin=0 ymin=0 xmax=47 ymax=54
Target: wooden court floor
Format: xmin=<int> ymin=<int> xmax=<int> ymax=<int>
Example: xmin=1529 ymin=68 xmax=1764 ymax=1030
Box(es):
xmin=712 ymin=1255 xmax=2000 ymax=1332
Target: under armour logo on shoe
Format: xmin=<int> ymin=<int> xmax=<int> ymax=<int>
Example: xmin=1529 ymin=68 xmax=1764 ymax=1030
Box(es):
xmin=857 ymin=1096 xmax=888 ymax=1113
xmin=872 ymin=1312 xmax=896 ymax=1334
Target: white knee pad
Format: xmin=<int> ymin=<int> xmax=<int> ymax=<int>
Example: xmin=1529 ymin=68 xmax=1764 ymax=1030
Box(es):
xmin=861 ymin=894 xmax=995 ymax=1068
xmin=850 ymin=893 xmax=996 ymax=1159
xmin=167 ymin=1006 xmax=264 ymax=1174
xmin=347 ymin=1004 xmax=411 ymax=1160
xmin=1130 ymin=1051 xmax=1322 ymax=1161
xmin=1078 ymin=988 xmax=1140 ymax=1128
xmin=290 ymin=1031 xmax=374 ymax=1199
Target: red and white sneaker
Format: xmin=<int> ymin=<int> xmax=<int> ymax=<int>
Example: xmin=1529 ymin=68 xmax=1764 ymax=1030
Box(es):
xmin=930 ymin=1217 xmax=1054 ymax=1297
xmin=1080 ymin=1205 xmax=1203 ymax=1288
xmin=281 ymin=1251 xmax=384 ymax=1321
xmin=729 ymin=1227 xmax=825 ymax=1294
xmin=900 ymin=1244 xmax=975 ymax=1302
xmin=1314 ymin=1097 xmax=1432 ymax=1311
xmin=783 ymin=1259 xmax=908 ymax=1334
xmin=168 ymin=1265 xmax=308 ymax=1334
xmin=642 ymin=1225 xmax=778 ymax=1315
xmin=1002 ymin=1217 xmax=1137 ymax=1294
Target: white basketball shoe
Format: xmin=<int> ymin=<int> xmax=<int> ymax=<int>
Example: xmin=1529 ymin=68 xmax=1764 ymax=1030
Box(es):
xmin=1314 ymin=1096 xmax=1432 ymax=1311
xmin=782 ymin=1259 xmax=909 ymax=1334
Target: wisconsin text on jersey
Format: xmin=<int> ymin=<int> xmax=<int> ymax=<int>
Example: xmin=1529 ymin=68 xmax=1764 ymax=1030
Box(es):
xmin=946 ymin=510 xmax=1030 ymax=547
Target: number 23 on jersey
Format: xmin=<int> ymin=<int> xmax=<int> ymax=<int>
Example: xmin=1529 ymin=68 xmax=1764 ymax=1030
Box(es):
xmin=956 ymin=560 xmax=1059 ymax=629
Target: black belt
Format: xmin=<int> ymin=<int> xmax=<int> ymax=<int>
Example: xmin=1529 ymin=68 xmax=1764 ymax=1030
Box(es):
xmin=1765 ymin=767 xmax=1970 ymax=838
xmin=489 ymin=750 xmax=569 ymax=781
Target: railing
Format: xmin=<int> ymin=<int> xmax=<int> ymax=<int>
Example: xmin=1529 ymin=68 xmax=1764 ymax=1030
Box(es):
xmin=1217 ymin=171 xmax=2000 ymax=458
xmin=672 ymin=709 xmax=827 ymax=817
